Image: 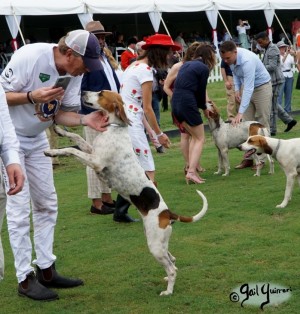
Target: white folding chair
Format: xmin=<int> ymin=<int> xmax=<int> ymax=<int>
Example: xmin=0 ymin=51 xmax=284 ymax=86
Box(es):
xmin=115 ymin=47 xmax=126 ymax=63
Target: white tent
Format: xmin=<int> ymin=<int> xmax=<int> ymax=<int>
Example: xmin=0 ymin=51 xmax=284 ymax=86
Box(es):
xmin=1 ymin=0 xmax=299 ymax=47
xmin=0 ymin=0 xmax=299 ymax=15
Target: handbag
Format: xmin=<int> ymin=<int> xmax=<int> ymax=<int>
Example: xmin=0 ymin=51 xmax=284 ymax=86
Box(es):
xmin=296 ymin=72 xmax=300 ymax=90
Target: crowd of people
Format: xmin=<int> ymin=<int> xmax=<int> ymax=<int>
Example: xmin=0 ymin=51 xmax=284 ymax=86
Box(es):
xmin=0 ymin=17 xmax=299 ymax=303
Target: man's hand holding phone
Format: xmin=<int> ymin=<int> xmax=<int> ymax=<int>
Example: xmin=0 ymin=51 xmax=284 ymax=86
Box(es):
xmin=53 ymin=76 xmax=71 ymax=90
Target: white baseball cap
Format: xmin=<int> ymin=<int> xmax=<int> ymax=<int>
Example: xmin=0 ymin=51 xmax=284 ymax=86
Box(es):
xmin=65 ymin=30 xmax=101 ymax=71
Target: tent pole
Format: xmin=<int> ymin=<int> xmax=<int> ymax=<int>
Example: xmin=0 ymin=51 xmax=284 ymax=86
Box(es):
xmin=274 ymin=12 xmax=293 ymax=46
xmin=157 ymin=11 xmax=170 ymax=36
xmin=157 ymin=10 xmax=183 ymax=60
xmin=218 ymin=11 xmax=232 ymax=39
xmin=11 ymin=8 xmax=26 ymax=45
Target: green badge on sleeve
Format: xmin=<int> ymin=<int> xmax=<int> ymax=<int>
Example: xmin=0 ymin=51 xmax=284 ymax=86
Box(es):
xmin=39 ymin=73 xmax=51 ymax=82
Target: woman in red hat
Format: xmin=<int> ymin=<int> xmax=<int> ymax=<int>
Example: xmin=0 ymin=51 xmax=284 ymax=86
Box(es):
xmin=112 ymin=34 xmax=179 ymax=222
xmin=121 ymin=34 xmax=179 ymax=183
xmin=171 ymin=44 xmax=216 ymax=184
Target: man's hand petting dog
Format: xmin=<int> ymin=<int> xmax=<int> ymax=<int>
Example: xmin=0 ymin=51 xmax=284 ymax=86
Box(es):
xmin=84 ymin=111 xmax=109 ymax=132
xmin=231 ymin=113 xmax=244 ymax=127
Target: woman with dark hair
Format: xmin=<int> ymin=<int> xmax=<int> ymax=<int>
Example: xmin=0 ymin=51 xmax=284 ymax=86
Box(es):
xmin=121 ymin=34 xmax=178 ymax=182
xmin=172 ymin=45 xmax=216 ymax=184
xmin=164 ymin=42 xmax=206 ymax=176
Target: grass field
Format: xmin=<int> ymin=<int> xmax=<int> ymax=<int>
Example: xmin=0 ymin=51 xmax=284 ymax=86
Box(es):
xmin=0 ymin=79 xmax=300 ymax=313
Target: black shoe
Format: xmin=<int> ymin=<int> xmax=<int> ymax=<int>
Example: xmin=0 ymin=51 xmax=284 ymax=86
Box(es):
xmin=284 ymin=120 xmax=297 ymax=132
xmin=18 ymin=271 xmax=58 ymax=301
xmin=102 ymin=200 xmax=116 ymax=209
xmin=271 ymin=132 xmax=276 ymax=136
xmin=113 ymin=214 xmax=140 ymax=223
xmin=90 ymin=204 xmax=114 ymax=215
xmin=156 ymin=146 xmax=165 ymax=154
xmin=36 ymin=263 xmax=83 ymax=288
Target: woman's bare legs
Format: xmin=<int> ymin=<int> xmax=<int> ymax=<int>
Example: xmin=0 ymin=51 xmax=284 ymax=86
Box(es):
xmin=181 ymin=132 xmax=205 ymax=174
xmin=180 ymin=133 xmax=190 ymax=173
xmin=182 ymin=122 xmax=205 ymax=184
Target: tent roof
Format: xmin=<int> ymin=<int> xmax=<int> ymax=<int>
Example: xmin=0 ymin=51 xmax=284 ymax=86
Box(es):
xmin=0 ymin=0 xmax=299 ymax=16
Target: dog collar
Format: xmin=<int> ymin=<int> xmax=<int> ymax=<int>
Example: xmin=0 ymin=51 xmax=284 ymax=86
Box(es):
xmin=109 ymin=123 xmax=124 ymax=127
xmin=273 ymin=139 xmax=281 ymax=158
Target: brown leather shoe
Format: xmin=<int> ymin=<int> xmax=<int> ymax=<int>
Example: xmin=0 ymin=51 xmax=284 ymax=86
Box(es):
xmin=252 ymin=161 xmax=265 ymax=171
xmin=235 ymin=159 xmax=253 ymax=169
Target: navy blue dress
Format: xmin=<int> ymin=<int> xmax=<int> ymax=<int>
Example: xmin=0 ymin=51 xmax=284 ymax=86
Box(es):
xmin=172 ymin=59 xmax=209 ymax=126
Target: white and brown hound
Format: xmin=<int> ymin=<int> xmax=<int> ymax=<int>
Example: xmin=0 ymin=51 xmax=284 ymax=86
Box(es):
xmin=239 ymin=135 xmax=300 ymax=208
xmin=44 ymin=90 xmax=208 ymax=296
xmin=206 ymin=102 xmax=274 ymax=176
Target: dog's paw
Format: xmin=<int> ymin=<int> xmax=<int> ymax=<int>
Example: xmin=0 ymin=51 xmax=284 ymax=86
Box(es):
xmin=44 ymin=149 xmax=53 ymax=157
xmin=160 ymin=290 xmax=172 ymax=296
xmin=222 ymin=173 xmax=229 ymax=177
xmin=53 ymin=125 xmax=66 ymax=137
xmin=214 ymin=171 xmax=221 ymax=175
xmin=276 ymin=203 xmax=287 ymax=208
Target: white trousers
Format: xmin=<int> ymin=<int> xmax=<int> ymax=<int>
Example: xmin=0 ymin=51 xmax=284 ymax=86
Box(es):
xmin=0 ymin=166 xmax=6 ymax=281
xmin=6 ymin=132 xmax=57 ymax=283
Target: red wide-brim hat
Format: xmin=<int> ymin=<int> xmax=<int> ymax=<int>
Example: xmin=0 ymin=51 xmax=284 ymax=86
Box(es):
xmin=141 ymin=34 xmax=181 ymax=51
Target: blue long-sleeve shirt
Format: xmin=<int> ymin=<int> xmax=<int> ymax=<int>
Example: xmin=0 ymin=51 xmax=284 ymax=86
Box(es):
xmin=230 ymin=48 xmax=271 ymax=114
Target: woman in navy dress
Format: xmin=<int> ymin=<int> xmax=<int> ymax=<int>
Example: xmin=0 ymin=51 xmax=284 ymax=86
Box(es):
xmin=172 ymin=45 xmax=216 ymax=184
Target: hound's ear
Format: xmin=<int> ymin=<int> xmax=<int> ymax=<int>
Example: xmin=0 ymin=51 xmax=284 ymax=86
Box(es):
xmin=114 ymin=101 xmax=131 ymax=126
xmin=260 ymin=138 xmax=273 ymax=155
xmin=210 ymin=101 xmax=220 ymax=114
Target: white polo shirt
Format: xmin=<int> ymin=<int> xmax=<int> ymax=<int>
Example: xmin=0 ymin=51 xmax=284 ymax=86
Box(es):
xmin=0 ymin=43 xmax=82 ymax=137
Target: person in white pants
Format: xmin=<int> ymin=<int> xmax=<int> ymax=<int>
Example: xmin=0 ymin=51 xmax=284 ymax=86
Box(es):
xmin=0 ymin=84 xmax=24 ymax=282
xmin=0 ymin=30 xmax=108 ymax=301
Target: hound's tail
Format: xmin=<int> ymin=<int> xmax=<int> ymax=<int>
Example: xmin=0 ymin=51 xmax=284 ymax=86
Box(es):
xmin=169 ymin=190 xmax=208 ymax=223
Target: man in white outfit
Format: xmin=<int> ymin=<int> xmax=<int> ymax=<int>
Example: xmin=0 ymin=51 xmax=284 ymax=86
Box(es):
xmin=0 ymin=85 xmax=24 ymax=282
xmin=0 ymin=30 xmax=108 ymax=301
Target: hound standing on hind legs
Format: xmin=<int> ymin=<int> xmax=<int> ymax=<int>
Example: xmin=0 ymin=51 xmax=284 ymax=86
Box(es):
xmin=45 ymin=90 xmax=208 ymax=295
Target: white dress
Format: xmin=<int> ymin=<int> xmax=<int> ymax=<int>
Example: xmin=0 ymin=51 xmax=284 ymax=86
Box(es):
xmin=121 ymin=62 xmax=155 ymax=171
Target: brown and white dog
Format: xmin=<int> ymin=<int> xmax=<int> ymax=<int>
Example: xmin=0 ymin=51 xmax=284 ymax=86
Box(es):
xmin=239 ymin=135 xmax=300 ymax=208
xmin=206 ymin=102 xmax=274 ymax=176
xmin=44 ymin=90 xmax=208 ymax=296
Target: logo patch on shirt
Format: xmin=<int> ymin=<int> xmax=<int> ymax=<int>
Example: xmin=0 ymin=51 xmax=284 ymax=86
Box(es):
xmin=39 ymin=73 xmax=50 ymax=83
xmin=34 ymin=99 xmax=61 ymax=122
xmin=4 ymin=68 xmax=13 ymax=80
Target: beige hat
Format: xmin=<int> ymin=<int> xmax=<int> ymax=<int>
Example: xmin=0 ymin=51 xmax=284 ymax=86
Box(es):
xmin=85 ymin=21 xmax=112 ymax=36
xmin=277 ymin=41 xmax=289 ymax=48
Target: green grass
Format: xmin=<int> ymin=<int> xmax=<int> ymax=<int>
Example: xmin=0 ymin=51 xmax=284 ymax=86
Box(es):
xmin=1 ymin=79 xmax=300 ymax=313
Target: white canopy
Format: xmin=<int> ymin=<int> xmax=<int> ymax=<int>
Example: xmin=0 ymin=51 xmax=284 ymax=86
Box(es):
xmin=0 ymin=0 xmax=299 ymax=16
xmin=1 ymin=0 xmax=298 ymax=50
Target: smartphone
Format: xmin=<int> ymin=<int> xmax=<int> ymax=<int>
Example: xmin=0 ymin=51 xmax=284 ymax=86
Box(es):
xmin=53 ymin=76 xmax=71 ymax=90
